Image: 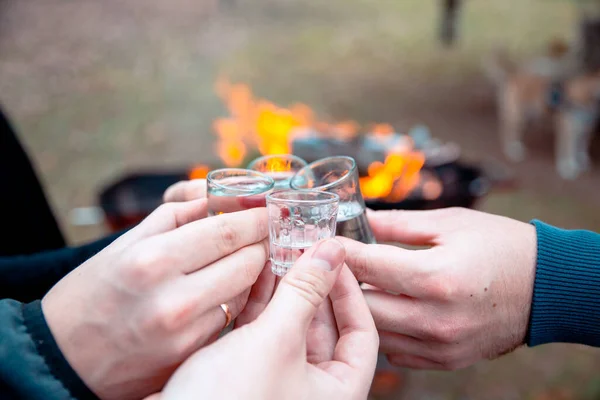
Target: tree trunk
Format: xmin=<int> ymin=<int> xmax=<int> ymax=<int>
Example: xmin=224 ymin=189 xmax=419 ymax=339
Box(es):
xmin=439 ymin=0 xmax=461 ymax=47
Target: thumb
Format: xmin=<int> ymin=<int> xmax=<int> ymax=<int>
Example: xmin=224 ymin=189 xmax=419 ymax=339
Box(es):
xmin=258 ymin=239 xmax=345 ymax=338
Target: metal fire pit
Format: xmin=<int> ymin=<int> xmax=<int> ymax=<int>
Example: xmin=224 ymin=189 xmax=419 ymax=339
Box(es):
xmin=365 ymin=161 xmax=489 ymax=211
xmin=97 ymin=161 xmax=490 ymax=232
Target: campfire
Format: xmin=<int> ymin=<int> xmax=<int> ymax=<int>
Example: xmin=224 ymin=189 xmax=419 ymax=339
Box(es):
xmin=190 ymin=77 xmax=459 ymax=205
xmin=97 ymin=77 xmax=493 ymax=232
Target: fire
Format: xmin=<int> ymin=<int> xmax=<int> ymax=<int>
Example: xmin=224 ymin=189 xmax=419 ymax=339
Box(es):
xmin=213 ymin=76 xmax=434 ymax=202
xmin=188 ymin=164 xmax=209 ymax=180
xmin=264 ymin=156 xmax=293 ymax=173
xmin=360 ymin=152 xmax=426 ymax=201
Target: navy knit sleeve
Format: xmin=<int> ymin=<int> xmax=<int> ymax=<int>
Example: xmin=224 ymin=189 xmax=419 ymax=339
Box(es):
xmin=527 ymin=220 xmax=600 ymax=347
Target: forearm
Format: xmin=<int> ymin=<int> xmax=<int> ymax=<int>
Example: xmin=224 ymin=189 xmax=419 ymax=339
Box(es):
xmin=0 ymin=231 xmax=124 ymax=302
xmin=527 ymin=220 xmax=600 ymax=347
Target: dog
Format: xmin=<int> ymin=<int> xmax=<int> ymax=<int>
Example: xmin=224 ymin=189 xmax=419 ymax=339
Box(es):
xmin=484 ymin=39 xmax=600 ymax=179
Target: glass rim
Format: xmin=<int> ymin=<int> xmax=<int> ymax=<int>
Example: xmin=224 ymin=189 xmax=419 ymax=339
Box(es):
xmin=247 ymin=154 xmax=308 ymax=170
xmin=207 ymin=168 xmax=275 ymax=194
xmin=290 ymin=156 xmax=357 ymax=191
xmin=266 ymin=189 xmax=339 ymax=205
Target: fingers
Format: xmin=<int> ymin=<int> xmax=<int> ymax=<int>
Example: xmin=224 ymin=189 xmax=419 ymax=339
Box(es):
xmin=168 ymin=289 xmax=251 ymax=359
xmin=259 ymin=239 xmax=345 ymax=339
xmin=379 ymin=331 xmax=438 ymax=360
xmin=207 ymin=193 xmax=268 ymax=215
xmin=338 ymin=238 xmax=433 ymax=296
xmin=363 ymin=290 xmax=428 ymax=339
xmin=329 ymin=266 xmax=379 ymax=372
xmin=306 ymin=297 xmax=338 ymax=365
xmin=112 ymin=199 xmax=208 ymax=249
xmin=155 ymin=207 xmax=269 ymax=274
xmin=176 ymin=240 xmax=270 ymax=317
xmin=366 ymin=209 xmax=441 ymax=245
xmin=163 ymin=180 xmax=207 ymax=203
xmin=234 ymin=263 xmax=277 ymax=328
xmin=387 ymin=354 xmax=445 ymax=370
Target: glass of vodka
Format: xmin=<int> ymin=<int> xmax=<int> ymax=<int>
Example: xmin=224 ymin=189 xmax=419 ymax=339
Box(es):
xmin=247 ymin=154 xmax=308 ymax=190
xmin=290 ymin=156 xmax=376 ymax=244
xmin=266 ymin=190 xmax=339 ymax=276
xmin=207 ymin=168 xmax=274 ymax=216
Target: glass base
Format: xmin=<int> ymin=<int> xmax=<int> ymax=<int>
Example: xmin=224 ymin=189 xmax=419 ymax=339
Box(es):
xmin=271 ymin=262 xmax=291 ymax=276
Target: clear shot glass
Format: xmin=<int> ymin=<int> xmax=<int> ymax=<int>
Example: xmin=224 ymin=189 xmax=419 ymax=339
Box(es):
xmin=290 ymin=156 xmax=376 ymax=244
xmin=207 ymin=168 xmax=275 ymax=216
xmin=247 ymin=154 xmax=308 ymax=190
xmin=266 ymin=190 xmax=339 ymax=276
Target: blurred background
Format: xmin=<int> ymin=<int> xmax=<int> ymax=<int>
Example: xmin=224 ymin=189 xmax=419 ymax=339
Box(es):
xmin=1 ymin=0 xmax=600 ymax=398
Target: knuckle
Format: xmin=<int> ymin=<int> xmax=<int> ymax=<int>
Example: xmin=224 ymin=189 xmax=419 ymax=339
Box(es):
xmin=245 ymin=243 xmax=269 ymax=280
xmin=214 ymin=221 xmax=239 ymax=253
xmin=285 ymin=269 xmax=329 ymax=308
xmin=253 ymin=210 xmax=269 ymax=240
xmin=142 ymin=296 xmax=183 ymax=334
xmin=155 ymin=202 xmax=177 ymax=217
xmin=420 ymin=262 xmax=469 ymax=302
xmin=349 ymin=248 xmax=372 ymax=282
xmin=119 ymin=248 xmax=164 ymax=289
xmin=422 ymin=275 xmax=457 ymax=301
xmin=430 ymin=321 xmax=461 ymax=344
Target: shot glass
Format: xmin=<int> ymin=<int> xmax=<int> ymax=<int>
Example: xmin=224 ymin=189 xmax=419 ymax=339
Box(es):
xmin=247 ymin=154 xmax=308 ymax=190
xmin=266 ymin=190 xmax=339 ymax=276
xmin=290 ymin=156 xmax=376 ymax=244
xmin=207 ymin=168 xmax=275 ymax=216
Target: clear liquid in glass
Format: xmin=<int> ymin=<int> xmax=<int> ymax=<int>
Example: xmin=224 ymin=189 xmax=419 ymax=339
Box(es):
xmin=207 ymin=179 xmax=270 ymax=216
xmin=269 ymin=203 xmax=338 ymax=276
xmin=336 ymin=201 xmax=376 ymax=244
xmin=265 ymin=171 xmax=295 ymax=190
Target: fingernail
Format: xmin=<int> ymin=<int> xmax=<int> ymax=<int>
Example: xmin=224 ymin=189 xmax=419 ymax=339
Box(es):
xmin=311 ymin=239 xmax=345 ymax=271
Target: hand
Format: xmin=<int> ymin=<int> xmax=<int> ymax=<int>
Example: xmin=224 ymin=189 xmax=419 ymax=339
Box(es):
xmin=42 ymin=200 xmax=269 ymax=399
xmin=152 ymin=239 xmax=379 ymax=400
xmin=163 ymin=179 xmax=206 ymax=203
xmin=339 ymin=207 xmax=537 ymax=370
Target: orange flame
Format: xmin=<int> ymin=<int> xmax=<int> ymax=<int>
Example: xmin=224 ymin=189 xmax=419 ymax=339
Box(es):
xmin=360 ymin=152 xmax=426 ymax=201
xmin=213 ymin=77 xmax=433 ymax=202
xmin=188 ymin=164 xmax=210 ymax=180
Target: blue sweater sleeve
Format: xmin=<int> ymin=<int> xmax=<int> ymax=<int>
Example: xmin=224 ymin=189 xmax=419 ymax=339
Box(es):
xmin=527 ymin=220 xmax=600 ymax=347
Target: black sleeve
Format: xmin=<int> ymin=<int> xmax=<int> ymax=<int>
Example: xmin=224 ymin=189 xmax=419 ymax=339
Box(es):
xmin=0 ymin=231 xmax=124 ymax=303
xmin=0 ymin=299 xmax=99 ymax=400
xmin=0 ymin=106 xmax=66 ymax=256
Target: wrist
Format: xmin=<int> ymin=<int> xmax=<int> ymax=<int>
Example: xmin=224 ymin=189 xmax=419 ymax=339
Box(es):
xmin=25 ymin=300 xmax=99 ymax=400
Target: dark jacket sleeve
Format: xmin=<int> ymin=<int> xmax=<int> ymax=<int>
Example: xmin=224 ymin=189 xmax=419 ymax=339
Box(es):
xmin=527 ymin=220 xmax=600 ymax=347
xmin=0 ymin=232 xmax=124 ymax=303
xmin=0 ymin=106 xmax=66 ymax=257
xmin=0 ymin=300 xmax=99 ymax=399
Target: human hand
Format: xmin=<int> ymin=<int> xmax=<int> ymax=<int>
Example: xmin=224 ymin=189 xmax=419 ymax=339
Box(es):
xmin=340 ymin=207 xmax=537 ymax=370
xmin=42 ymin=200 xmax=269 ymax=399
xmin=151 ymin=239 xmax=379 ymax=400
xmin=163 ymin=179 xmax=206 ymax=203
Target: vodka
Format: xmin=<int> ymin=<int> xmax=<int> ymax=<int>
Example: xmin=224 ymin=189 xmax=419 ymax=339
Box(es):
xmin=336 ymin=202 xmax=376 ymax=244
